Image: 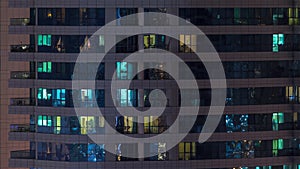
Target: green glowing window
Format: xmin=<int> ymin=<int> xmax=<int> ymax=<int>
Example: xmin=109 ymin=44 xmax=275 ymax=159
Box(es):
xmin=273 ymin=112 xmax=284 ymax=123
xmin=272 ymin=112 xmax=284 ymax=131
xmin=38 ymin=34 xmax=52 ymax=46
xmin=37 ymin=88 xmax=52 ymax=100
xmin=37 ymin=62 xmax=52 ymax=73
xmin=116 ymin=62 xmax=134 ymax=80
xmin=278 ymin=34 xmax=284 ymax=45
xmin=272 ymin=139 xmax=283 ymax=156
xmin=273 ymin=34 xmax=284 ymax=52
xmin=37 ymin=115 xmax=52 ymax=127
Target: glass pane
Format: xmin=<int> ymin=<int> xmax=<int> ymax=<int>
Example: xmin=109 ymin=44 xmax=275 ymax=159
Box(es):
xmin=47 ymin=116 xmax=52 ymax=126
xmin=179 ymin=143 xmax=184 ymax=153
xmin=278 ymin=139 xmax=283 ymax=149
xmin=99 ymin=35 xmax=104 ymax=46
xmin=278 ymin=34 xmax=284 ymax=45
xmin=37 ymin=62 xmax=43 ymax=72
xmin=38 ymin=35 xmax=43 ymax=46
xmin=80 ymin=116 xmax=87 ymax=134
xmin=185 ymin=143 xmax=190 ymax=152
xmin=42 ymin=116 xmax=47 ymax=126
xmin=37 ymin=88 xmax=43 ymax=99
xmin=99 ymin=116 xmax=105 ymax=127
xmin=47 ymin=35 xmax=51 ymax=46
xmin=47 ymin=62 xmax=52 ymax=72
xmin=38 ymin=115 xmax=43 ymax=126
xmin=43 ymin=62 xmax=47 ymax=72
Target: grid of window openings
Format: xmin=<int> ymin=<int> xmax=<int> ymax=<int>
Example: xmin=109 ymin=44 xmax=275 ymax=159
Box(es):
xmin=7 ymin=3 xmax=300 ymax=169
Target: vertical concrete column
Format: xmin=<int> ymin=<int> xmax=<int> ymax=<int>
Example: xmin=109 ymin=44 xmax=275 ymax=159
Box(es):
xmin=35 ymin=141 xmax=38 ymax=160
xmin=138 ymin=8 xmax=144 ymax=25
xmin=105 ymin=61 xmax=115 ymax=80
xmin=51 ymin=143 xmax=56 ymax=160
xmin=165 ymin=106 xmax=179 ymax=134
xmin=137 ymin=115 xmax=144 ymax=135
xmin=168 ymin=146 xmax=179 ymax=161
xmin=105 ymin=8 xmax=116 ymax=53
xmin=166 ymin=61 xmax=179 ymax=107
xmin=138 ymin=8 xmax=145 ymax=53
xmin=35 ymin=8 xmax=38 ymax=26
xmin=166 ymin=8 xmax=179 ymax=53
xmin=105 ymin=8 xmax=116 ymax=25
xmin=104 ymin=34 xmax=116 ymax=54
xmin=104 ymin=111 xmax=116 ymax=134
xmin=105 ymin=61 xmax=115 ymax=107
xmin=105 ymin=144 xmax=116 ymax=162
xmin=138 ymin=143 xmax=144 ymax=161
xmin=137 ymin=60 xmax=145 ymax=107
xmin=137 ymin=9 xmax=145 ymax=161
xmin=34 ymin=8 xmax=39 ymax=108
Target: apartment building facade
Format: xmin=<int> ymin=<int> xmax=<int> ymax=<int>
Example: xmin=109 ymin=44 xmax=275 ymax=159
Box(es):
xmin=5 ymin=0 xmax=300 ymax=169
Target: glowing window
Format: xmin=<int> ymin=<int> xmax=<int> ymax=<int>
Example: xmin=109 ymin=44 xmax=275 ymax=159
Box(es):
xmin=273 ymin=34 xmax=284 ymax=52
xmin=88 ymin=143 xmax=105 ymax=162
xmin=80 ymin=89 xmax=93 ymax=107
xmin=116 ymin=89 xmax=137 ymax=107
xmin=143 ymin=35 xmax=165 ymax=49
xmin=286 ymin=86 xmax=297 ymax=102
xmin=115 ymin=116 xmax=137 ymax=134
xmin=149 ymin=142 xmax=167 ymax=161
xmin=179 ymin=34 xmax=197 ymax=53
xmin=99 ymin=35 xmax=104 ymax=46
xmin=80 ymin=116 xmax=96 ymax=134
xmin=116 ymin=62 xmax=135 ymax=80
xmin=144 ymin=116 xmax=165 ymax=134
xmin=37 ymin=115 xmax=52 ymax=127
xmin=38 ymin=34 xmax=51 ymax=46
xmin=99 ymin=116 xmax=105 ymax=127
xmin=37 ymin=62 xmax=52 ymax=73
xmin=288 ymin=8 xmax=299 ymax=25
xmin=272 ymin=139 xmax=284 ymax=156
xmin=52 ymin=89 xmax=66 ymax=107
xmin=272 ymin=112 xmax=284 ymax=131
xmin=54 ymin=116 xmax=61 ymax=134
xmin=37 ymin=88 xmax=52 ymax=100
xmin=178 ymin=142 xmax=196 ymax=160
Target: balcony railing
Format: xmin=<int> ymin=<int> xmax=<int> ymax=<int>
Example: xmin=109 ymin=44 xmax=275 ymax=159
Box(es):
xmin=10 ymin=18 xmax=31 ymax=26
xmin=10 ymin=98 xmax=35 ymax=106
xmin=10 ymin=150 xmax=35 ymax=159
xmin=10 ymin=44 xmax=35 ymax=52
xmin=11 ymin=71 xmax=35 ymax=79
xmin=10 ymin=124 xmax=35 ymax=132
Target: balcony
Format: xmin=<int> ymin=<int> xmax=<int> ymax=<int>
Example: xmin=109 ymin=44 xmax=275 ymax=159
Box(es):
xmin=10 ymin=98 xmax=35 ymax=106
xmin=10 ymin=18 xmax=31 ymax=26
xmin=11 ymin=71 xmax=35 ymax=79
xmin=10 ymin=124 xmax=35 ymax=132
xmin=10 ymin=150 xmax=35 ymax=159
xmin=10 ymin=44 xmax=35 ymax=52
